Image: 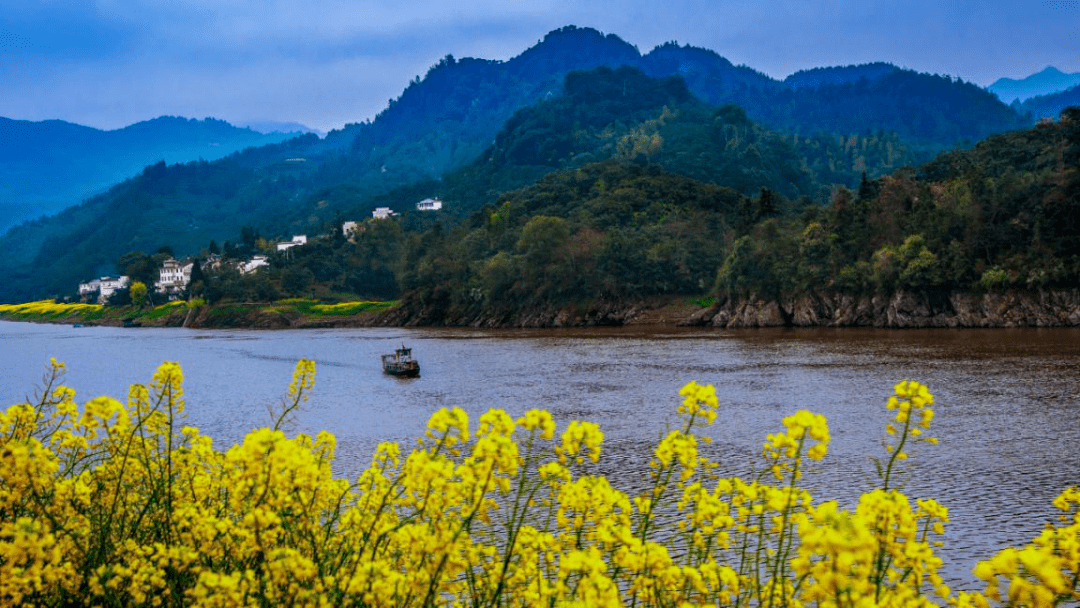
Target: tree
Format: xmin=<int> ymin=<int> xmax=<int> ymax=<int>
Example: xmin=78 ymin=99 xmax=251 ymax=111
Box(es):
xmin=130 ymin=281 xmax=148 ymax=308
xmin=106 ymin=287 xmax=132 ymax=306
xmin=187 ymin=259 xmax=206 ymax=299
xmin=117 ymin=251 xmax=157 ymax=286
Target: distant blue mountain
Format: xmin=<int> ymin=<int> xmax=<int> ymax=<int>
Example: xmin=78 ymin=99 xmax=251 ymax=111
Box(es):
xmin=988 ymin=67 xmax=1080 ymax=103
xmin=239 ymin=121 xmax=325 ymax=137
xmin=1019 ymin=83 xmax=1080 ymax=120
xmin=0 ymin=116 xmax=301 ymax=235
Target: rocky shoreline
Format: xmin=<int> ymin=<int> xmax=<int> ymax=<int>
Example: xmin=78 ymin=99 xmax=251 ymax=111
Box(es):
xmin=379 ymin=288 xmax=1080 ymax=329
xmin=692 ymin=289 xmax=1080 ymax=329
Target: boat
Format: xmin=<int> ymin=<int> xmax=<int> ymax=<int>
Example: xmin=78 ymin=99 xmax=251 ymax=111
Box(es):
xmin=381 ymin=345 xmax=420 ymax=377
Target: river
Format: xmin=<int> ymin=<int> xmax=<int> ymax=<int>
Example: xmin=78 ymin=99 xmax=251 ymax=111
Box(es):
xmin=2 ymin=320 xmax=1078 ymax=591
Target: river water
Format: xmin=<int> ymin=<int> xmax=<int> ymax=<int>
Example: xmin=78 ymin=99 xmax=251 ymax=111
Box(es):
xmin=2 ymin=320 xmax=1078 ymax=591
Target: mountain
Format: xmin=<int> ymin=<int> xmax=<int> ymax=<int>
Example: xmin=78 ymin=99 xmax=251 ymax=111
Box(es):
xmin=784 ymin=62 xmax=900 ymax=89
xmin=638 ymin=42 xmax=780 ymax=101
xmin=0 ymin=116 xmax=301 ymax=235
xmin=638 ymin=54 xmax=1026 ymax=146
xmin=988 ymin=67 xmax=1080 ymax=104
xmin=1018 ymin=84 xmax=1080 ymax=120
xmin=0 ymin=26 xmax=1034 ymax=303
xmin=398 ymin=108 xmax=1080 ymax=325
xmin=775 ymin=68 xmax=1025 ymax=145
xmin=325 ymin=27 xmax=1026 ymax=198
xmin=239 ymin=121 xmax=325 ymax=137
xmin=433 ymin=65 xmax=927 ymax=217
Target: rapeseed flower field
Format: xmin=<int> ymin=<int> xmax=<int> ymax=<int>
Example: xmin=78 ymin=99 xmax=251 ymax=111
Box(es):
xmin=1 ymin=359 xmax=1077 ymax=607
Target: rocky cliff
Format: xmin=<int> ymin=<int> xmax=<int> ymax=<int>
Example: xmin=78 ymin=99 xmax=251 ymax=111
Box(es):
xmin=379 ymin=289 xmax=1080 ymax=329
xmin=690 ymin=289 xmax=1080 ymax=329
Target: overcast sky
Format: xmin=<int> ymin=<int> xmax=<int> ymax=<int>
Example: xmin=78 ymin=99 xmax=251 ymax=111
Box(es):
xmin=2 ymin=0 xmax=1077 ymax=133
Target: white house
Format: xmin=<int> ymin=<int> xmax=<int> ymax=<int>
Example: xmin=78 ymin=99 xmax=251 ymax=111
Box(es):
xmin=416 ymin=197 xmax=443 ymax=211
xmin=100 ymin=276 xmax=130 ymax=300
xmin=276 ymin=235 xmax=308 ymax=252
xmin=342 ymin=221 xmax=362 ymax=242
xmin=78 ymin=279 xmax=101 ymax=301
xmin=241 ymin=255 xmax=269 ymax=275
xmin=372 ymin=207 xmax=398 ymax=219
xmin=155 ymin=258 xmax=193 ymax=295
xmin=200 ymin=254 xmax=224 ymax=272
xmin=79 ymin=275 xmax=130 ymax=303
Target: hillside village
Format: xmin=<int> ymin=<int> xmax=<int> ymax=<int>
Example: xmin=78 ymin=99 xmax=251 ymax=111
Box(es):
xmin=75 ymin=198 xmax=444 ymax=304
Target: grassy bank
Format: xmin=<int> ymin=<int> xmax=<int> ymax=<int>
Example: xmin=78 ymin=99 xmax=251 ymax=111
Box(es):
xmin=0 ymin=298 xmax=399 ymax=328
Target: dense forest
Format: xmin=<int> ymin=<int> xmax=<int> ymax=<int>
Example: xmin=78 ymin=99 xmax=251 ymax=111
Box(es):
xmin=104 ymin=101 xmax=1078 ymax=328
xmin=0 ymin=26 xmax=1028 ymax=304
xmin=368 ymin=108 xmax=1079 ymax=324
xmin=2 ymin=26 xmax=1064 ymax=321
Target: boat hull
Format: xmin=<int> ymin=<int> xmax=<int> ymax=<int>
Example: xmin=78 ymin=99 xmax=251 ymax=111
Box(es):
xmin=383 ymin=362 xmax=420 ymax=377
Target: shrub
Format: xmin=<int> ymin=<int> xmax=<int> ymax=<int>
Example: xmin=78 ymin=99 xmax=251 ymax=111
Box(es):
xmin=979 ymin=266 xmax=1011 ymax=291
xmin=1 ymin=361 xmax=1077 ymax=607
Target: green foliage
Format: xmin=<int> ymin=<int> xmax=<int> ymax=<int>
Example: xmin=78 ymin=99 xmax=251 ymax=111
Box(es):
xmin=871 ymin=245 xmax=902 ymax=292
xmin=129 ymin=281 xmax=148 ymax=308
xmin=897 ymin=235 xmax=944 ymax=290
xmin=979 ymin=266 xmax=1011 ymax=291
xmin=715 ymin=235 xmax=757 ymax=297
xmin=155 ymin=106 xmax=1080 ymax=321
xmin=0 ymin=40 xmax=1053 ymax=315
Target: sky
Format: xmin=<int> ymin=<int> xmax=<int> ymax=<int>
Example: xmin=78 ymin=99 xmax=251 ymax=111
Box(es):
xmin=2 ymin=0 xmax=1078 ymax=134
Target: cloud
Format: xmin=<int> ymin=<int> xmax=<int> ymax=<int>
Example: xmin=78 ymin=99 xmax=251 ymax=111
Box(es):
xmin=1 ymin=1 xmax=131 ymax=59
xmin=0 ymin=0 xmax=1077 ymax=131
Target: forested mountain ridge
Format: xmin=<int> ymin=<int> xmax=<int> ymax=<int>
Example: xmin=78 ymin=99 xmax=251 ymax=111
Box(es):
xmin=0 ymin=26 xmax=1036 ymax=303
xmin=1019 ymin=84 xmax=1080 ymax=121
xmin=387 ymin=108 xmax=1080 ymax=327
xmin=784 ymin=63 xmax=901 ymax=89
xmin=124 ymin=98 xmax=1080 ymax=328
xmin=772 ymin=67 xmax=1023 ymax=145
xmin=0 ymin=116 xmax=301 ymax=235
xmin=432 ymin=65 xmax=926 ymax=220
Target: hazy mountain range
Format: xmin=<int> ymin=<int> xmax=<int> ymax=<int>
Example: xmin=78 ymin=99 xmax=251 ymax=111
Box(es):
xmin=0 ymin=117 xmax=302 ymax=234
xmin=238 ymin=121 xmax=325 ymax=137
xmin=988 ymin=66 xmax=1080 ymax=103
xmin=1017 ymin=83 xmax=1080 ymax=121
xmin=0 ymin=25 xmax=1062 ymax=303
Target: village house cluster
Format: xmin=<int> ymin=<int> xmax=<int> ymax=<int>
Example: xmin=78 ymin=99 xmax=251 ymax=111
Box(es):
xmin=78 ymin=275 xmax=130 ymax=303
xmin=370 ymin=197 xmax=443 ymax=221
xmin=76 ymin=197 xmax=444 ymax=303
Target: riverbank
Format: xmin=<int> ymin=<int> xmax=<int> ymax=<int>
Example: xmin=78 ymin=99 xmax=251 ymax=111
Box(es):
xmin=4 ymin=288 xmax=1080 ymax=329
xmin=692 ymin=288 xmax=1080 ymax=329
xmin=0 ymin=297 xmax=710 ymax=329
xmin=0 ymin=299 xmax=400 ymax=329
xmin=379 ymin=288 xmax=1080 ymax=328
